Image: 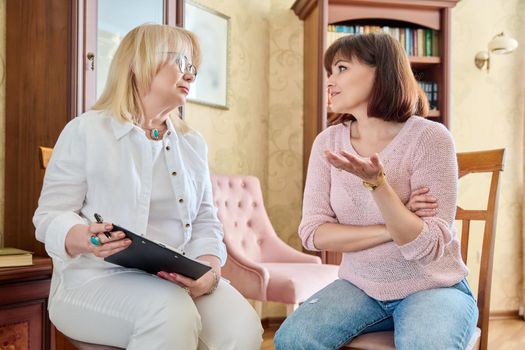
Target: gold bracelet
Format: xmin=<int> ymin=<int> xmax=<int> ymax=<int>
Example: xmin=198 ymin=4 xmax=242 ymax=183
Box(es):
xmin=205 ymin=270 xmax=220 ymax=295
xmin=362 ymin=170 xmax=386 ymax=191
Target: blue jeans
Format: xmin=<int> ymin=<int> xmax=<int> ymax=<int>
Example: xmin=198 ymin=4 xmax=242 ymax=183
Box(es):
xmin=274 ymin=279 xmax=478 ymax=350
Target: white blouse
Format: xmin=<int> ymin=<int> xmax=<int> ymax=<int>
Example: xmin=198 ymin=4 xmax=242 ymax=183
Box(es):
xmin=147 ymin=139 xmax=184 ymax=248
xmin=33 ymin=110 xmax=226 ymax=289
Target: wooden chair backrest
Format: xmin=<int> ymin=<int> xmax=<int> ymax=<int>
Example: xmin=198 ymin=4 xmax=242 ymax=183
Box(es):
xmin=39 ymin=146 xmax=53 ymax=170
xmin=456 ymin=148 xmax=505 ymax=350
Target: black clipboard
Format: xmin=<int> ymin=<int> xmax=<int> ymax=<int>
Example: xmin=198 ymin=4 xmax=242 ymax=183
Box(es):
xmin=104 ymin=224 xmax=211 ymax=280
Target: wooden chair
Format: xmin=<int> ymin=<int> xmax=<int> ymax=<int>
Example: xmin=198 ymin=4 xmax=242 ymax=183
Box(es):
xmin=39 ymin=146 xmax=53 ymax=170
xmin=39 ymin=146 xmax=122 ymax=350
xmin=343 ymin=149 xmax=505 ymax=350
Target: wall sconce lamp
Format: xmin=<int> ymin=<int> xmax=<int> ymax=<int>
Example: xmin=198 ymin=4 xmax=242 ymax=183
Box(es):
xmin=475 ymin=32 xmax=519 ymax=71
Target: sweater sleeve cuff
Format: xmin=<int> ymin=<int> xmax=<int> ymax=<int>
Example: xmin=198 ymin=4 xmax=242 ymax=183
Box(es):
xmin=44 ymin=212 xmax=86 ymax=262
xmin=397 ymin=221 xmax=435 ymax=260
xmin=303 ymin=227 xmax=321 ymax=252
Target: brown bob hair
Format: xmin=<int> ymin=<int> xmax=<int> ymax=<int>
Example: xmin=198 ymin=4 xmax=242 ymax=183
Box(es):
xmin=324 ymin=33 xmax=429 ymax=125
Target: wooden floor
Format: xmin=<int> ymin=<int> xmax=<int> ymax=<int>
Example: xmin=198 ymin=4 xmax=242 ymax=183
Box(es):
xmin=261 ymin=319 xmax=525 ymax=350
xmin=486 ymin=319 xmax=525 ymax=350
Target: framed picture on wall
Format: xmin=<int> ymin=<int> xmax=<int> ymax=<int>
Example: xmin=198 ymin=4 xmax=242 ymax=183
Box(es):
xmin=184 ymin=1 xmax=230 ymax=109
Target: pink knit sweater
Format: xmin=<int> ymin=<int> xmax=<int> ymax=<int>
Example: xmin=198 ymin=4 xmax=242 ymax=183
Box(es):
xmin=299 ymin=116 xmax=468 ymax=301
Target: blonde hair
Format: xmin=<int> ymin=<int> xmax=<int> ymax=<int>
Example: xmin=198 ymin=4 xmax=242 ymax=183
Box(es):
xmin=92 ymin=24 xmax=201 ymax=133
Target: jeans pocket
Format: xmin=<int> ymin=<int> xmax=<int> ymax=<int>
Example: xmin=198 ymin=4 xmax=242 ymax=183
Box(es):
xmin=452 ymin=279 xmax=476 ymax=300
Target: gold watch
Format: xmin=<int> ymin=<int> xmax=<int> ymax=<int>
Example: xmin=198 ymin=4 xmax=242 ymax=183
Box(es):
xmin=362 ymin=170 xmax=386 ymax=191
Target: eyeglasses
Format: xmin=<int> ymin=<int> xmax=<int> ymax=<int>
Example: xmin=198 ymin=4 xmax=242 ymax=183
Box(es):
xmin=170 ymin=53 xmax=197 ymax=77
xmin=164 ymin=52 xmax=197 ymax=77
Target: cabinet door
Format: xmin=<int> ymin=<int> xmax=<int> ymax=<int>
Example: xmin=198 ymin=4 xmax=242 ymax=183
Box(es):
xmin=0 ymin=303 xmax=45 ymax=350
xmin=79 ymin=0 xmax=182 ymax=113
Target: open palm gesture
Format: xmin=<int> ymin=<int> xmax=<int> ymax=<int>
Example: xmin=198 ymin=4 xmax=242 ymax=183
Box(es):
xmin=324 ymin=150 xmax=384 ymax=183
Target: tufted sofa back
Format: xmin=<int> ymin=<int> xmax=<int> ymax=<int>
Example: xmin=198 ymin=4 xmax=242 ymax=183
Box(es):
xmin=211 ymin=174 xmax=280 ymax=263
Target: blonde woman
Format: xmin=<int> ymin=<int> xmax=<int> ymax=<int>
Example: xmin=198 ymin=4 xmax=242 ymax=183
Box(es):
xmin=33 ymin=24 xmax=262 ymax=349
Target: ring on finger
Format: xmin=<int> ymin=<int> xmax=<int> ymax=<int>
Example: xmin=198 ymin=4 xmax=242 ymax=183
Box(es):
xmin=90 ymin=234 xmax=102 ymax=246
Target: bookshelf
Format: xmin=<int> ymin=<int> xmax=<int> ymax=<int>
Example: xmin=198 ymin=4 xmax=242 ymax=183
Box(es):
xmin=327 ymin=21 xmax=442 ymax=116
xmin=291 ymin=0 xmax=460 ymax=264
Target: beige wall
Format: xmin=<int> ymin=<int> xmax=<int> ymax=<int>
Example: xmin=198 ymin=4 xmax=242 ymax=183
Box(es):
xmin=267 ymin=0 xmax=303 ymax=252
xmin=184 ymin=0 xmax=303 ymax=317
xmin=265 ymin=0 xmax=304 ymax=317
xmin=451 ymin=0 xmax=525 ymax=312
xmin=185 ymin=0 xmax=270 ymax=185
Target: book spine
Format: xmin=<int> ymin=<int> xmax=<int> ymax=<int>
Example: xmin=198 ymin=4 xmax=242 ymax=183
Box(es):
xmin=413 ymin=29 xmax=417 ymax=57
xmin=414 ymin=29 xmax=418 ymax=57
xmin=406 ymin=28 xmax=411 ymax=56
xmin=432 ymin=82 xmax=438 ymax=109
xmin=400 ymin=28 xmax=405 ymax=53
xmin=418 ymin=29 xmax=424 ymax=57
xmin=432 ymin=30 xmax=439 ymax=56
xmin=425 ymin=30 xmax=432 ymax=56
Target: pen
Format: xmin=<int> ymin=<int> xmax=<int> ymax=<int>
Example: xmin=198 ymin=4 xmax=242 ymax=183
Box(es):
xmin=94 ymin=213 xmax=112 ymax=238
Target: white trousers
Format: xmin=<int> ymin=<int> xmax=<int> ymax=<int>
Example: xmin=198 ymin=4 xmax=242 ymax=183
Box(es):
xmin=49 ymin=271 xmax=263 ymax=349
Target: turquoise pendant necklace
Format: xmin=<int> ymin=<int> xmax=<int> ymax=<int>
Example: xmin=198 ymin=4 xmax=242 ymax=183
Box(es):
xmin=141 ymin=123 xmax=166 ymax=140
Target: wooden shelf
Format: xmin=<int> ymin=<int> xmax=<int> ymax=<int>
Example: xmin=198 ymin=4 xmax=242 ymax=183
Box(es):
xmin=409 ymin=56 xmax=441 ymax=66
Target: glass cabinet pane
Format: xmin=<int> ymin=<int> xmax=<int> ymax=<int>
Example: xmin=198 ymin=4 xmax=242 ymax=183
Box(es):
xmin=97 ymin=0 xmax=164 ymax=98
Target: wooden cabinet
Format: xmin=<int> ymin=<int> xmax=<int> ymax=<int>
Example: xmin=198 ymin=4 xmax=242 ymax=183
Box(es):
xmin=291 ymin=0 xmax=460 ymax=264
xmin=5 ymin=0 xmax=76 ymax=257
xmin=5 ymin=2 xmax=185 ymax=348
xmin=4 ymin=0 xmax=184 ymax=258
xmin=0 ymin=258 xmax=53 ymax=350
